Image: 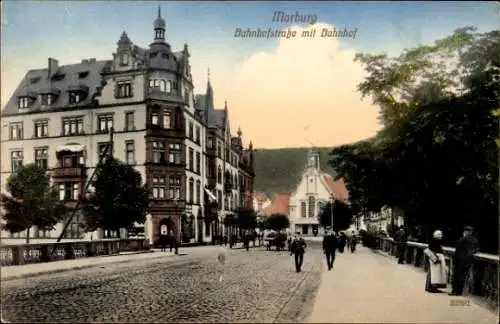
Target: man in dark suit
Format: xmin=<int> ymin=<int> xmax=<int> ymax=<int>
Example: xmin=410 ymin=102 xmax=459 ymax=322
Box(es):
xmin=291 ymin=233 xmax=307 ymax=272
xmin=450 ymin=226 xmax=479 ymax=296
xmin=322 ymin=229 xmax=338 ymax=270
xmin=394 ymin=226 xmax=408 ymax=264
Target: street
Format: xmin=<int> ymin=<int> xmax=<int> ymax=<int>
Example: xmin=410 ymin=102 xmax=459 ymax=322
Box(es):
xmin=1 ymin=241 xmax=323 ymax=323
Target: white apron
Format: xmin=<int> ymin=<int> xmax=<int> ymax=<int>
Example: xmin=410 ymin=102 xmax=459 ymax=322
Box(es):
xmin=424 ymin=248 xmax=447 ymax=285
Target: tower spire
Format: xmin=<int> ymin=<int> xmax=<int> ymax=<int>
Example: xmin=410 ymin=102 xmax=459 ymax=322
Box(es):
xmin=158 ymin=5 xmax=161 ymax=18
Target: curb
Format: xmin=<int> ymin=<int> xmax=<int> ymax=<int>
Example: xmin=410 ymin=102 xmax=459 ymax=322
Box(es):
xmin=0 ymin=250 xmax=168 ymax=282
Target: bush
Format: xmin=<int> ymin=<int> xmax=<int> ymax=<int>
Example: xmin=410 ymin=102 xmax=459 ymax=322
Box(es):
xmin=360 ymin=231 xmax=380 ymax=249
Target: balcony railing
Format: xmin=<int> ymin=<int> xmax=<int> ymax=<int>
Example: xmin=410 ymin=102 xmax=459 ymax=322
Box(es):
xmin=379 ymin=237 xmax=498 ymax=312
xmin=0 ymin=238 xmax=148 ymax=267
xmin=51 ymin=167 xmax=83 ymax=178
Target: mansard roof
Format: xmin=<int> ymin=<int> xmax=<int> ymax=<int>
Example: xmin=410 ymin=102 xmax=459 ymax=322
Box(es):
xmin=2 ymin=60 xmax=110 ymax=116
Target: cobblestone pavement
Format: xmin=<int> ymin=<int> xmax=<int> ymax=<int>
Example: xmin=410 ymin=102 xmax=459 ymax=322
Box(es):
xmin=1 ymin=242 xmax=323 ymax=323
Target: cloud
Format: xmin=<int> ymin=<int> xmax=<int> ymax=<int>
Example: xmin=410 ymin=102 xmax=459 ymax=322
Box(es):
xmin=215 ymin=22 xmax=382 ymax=149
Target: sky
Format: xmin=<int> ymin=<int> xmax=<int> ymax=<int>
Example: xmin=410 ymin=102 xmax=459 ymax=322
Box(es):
xmin=1 ymin=1 xmax=499 ymax=149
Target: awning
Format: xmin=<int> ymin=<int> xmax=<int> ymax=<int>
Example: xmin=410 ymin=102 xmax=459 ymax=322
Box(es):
xmin=56 ymin=144 xmax=86 ymax=153
xmin=204 ymin=188 xmax=217 ymax=202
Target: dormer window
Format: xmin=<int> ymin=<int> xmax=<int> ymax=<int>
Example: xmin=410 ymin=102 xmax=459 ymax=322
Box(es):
xmin=120 ymin=53 xmax=129 ymax=66
xmin=30 ymin=77 xmax=41 ymax=84
xmin=40 ymin=94 xmax=53 ymax=106
xmin=78 ymin=71 xmax=89 ymax=79
xmin=69 ymin=92 xmax=82 ymax=104
xmin=18 ymin=97 xmax=31 ymax=108
xmin=116 ymin=82 xmax=132 ymax=98
xmin=52 ymin=74 xmax=66 ymax=81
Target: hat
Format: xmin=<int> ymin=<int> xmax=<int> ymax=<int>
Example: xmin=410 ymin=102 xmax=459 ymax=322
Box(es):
xmin=464 ymin=226 xmax=474 ymax=232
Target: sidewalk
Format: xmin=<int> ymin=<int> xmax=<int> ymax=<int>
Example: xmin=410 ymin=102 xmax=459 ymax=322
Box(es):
xmin=0 ymin=250 xmax=174 ymax=281
xmin=308 ymin=247 xmax=498 ymax=323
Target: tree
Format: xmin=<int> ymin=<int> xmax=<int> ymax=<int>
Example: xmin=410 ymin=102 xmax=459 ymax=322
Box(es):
xmin=265 ymin=214 xmax=290 ymax=232
xmin=329 ymin=27 xmax=499 ymax=252
xmin=81 ymin=157 xmax=150 ymax=237
xmin=1 ymin=164 xmax=67 ymax=243
xmin=235 ymin=208 xmax=257 ymax=230
xmin=318 ymin=200 xmax=354 ymax=231
xmin=223 ymin=213 xmax=238 ymax=227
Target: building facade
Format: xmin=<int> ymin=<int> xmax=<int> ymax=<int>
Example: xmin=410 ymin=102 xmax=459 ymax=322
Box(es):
xmin=0 ymin=9 xmax=255 ymax=245
xmin=287 ymin=150 xmax=349 ymax=235
xmin=253 ymin=192 xmax=272 ymax=215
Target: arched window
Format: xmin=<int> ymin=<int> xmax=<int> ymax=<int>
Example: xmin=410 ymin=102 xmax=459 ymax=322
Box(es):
xmin=196 ymin=180 xmax=201 ymax=204
xmin=160 ymin=80 xmax=166 ymax=92
xmin=217 ymin=166 xmax=222 ymax=184
xmin=154 ymin=79 xmax=160 ymax=88
xmin=149 ymin=79 xmax=155 ymax=88
xmin=188 ymin=177 xmax=194 ymax=204
xmin=308 ymin=196 xmax=316 ymax=218
xmin=301 ymin=202 xmax=307 ymax=218
xmin=166 ymin=81 xmax=172 ymax=93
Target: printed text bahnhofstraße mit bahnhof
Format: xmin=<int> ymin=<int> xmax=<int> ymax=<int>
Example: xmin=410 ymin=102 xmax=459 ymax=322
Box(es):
xmin=234 ymin=11 xmax=358 ymax=39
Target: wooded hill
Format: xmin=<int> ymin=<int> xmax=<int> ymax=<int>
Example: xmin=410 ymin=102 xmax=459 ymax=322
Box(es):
xmin=253 ymin=147 xmax=336 ymax=198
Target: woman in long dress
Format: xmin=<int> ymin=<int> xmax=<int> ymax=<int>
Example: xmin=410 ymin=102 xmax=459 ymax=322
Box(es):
xmin=425 ymin=230 xmax=447 ymax=293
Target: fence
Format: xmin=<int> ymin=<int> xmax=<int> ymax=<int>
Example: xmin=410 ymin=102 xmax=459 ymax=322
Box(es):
xmin=379 ymin=237 xmax=498 ymax=311
xmin=0 ymin=238 xmax=148 ymax=267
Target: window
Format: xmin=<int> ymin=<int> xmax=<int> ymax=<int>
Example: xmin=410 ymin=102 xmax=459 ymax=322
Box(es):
xmin=317 ymin=201 xmax=324 ymax=215
xmin=18 ymin=97 xmax=31 ymax=108
xmin=69 ymin=92 xmax=83 ymax=104
xmin=98 ymin=115 xmax=113 ymax=133
xmin=163 ymin=110 xmax=171 ymax=129
xmin=40 ymin=94 xmax=53 ymax=106
xmin=217 ymin=142 xmax=222 ymax=158
xmin=11 ymin=151 xmax=23 ymax=172
xmin=34 ymin=120 xmax=48 ymax=138
xmin=9 ymin=123 xmax=23 ymax=140
xmin=151 ymin=112 xmax=159 ymax=126
xmin=166 ymin=81 xmax=172 ymax=93
xmin=30 ymin=77 xmax=41 ymax=84
xmin=58 ymin=183 xmax=79 ymax=201
xmin=196 ymin=152 xmax=201 ymax=173
xmin=116 ymin=82 xmax=132 ymax=98
xmin=300 ymin=202 xmax=307 ymax=218
xmin=188 ymin=122 xmax=194 ymax=140
xmin=173 ymin=81 xmax=178 ymax=90
xmin=125 ymin=141 xmax=135 ymax=165
xmin=152 ymin=176 xmax=166 ymax=199
xmin=37 ymin=228 xmax=50 ymax=239
xmin=195 ymin=126 xmax=200 ymax=144
xmin=125 ymin=112 xmax=135 ymax=131
xmin=168 ymin=143 xmax=181 ymax=164
xmin=308 ymin=196 xmax=316 ymax=218
xmin=97 ymin=142 xmax=112 ymax=161
xmin=35 ymin=148 xmax=48 ymax=170
xmin=120 ymin=53 xmax=129 ymax=65
xmin=188 ymin=178 xmax=194 ymax=203
xmin=159 ymin=80 xmax=166 ymax=92
xmin=196 ymin=180 xmax=201 ymax=204
xmin=78 ymin=72 xmax=89 ymax=79
xmin=188 ymin=148 xmax=194 ymax=171
xmin=61 ymin=154 xmax=78 ymax=168
xmin=62 ymin=117 xmax=84 ymax=136
xmin=168 ymin=176 xmax=181 ymax=200
xmin=217 ymin=190 xmax=222 ymax=209
xmin=152 ymin=141 xmax=165 ymax=164
xmin=217 ymin=166 xmax=222 ymax=184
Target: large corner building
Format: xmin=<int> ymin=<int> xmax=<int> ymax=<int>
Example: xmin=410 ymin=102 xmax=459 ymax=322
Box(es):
xmin=0 ymin=9 xmax=255 ymax=245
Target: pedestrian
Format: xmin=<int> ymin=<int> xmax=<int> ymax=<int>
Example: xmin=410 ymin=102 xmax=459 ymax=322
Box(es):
xmin=223 ymin=235 xmax=228 ymax=247
xmin=159 ymin=233 xmax=168 ymax=252
xmin=424 ymin=230 xmax=447 ymax=293
xmin=243 ymin=233 xmax=250 ymax=251
xmin=322 ymin=229 xmax=338 ymax=270
xmin=167 ymin=229 xmax=175 ymax=252
xmin=349 ymin=231 xmax=357 ymax=253
xmin=394 ymin=226 xmax=408 ymax=264
xmin=450 ymin=226 xmax=479 ymax=296
xmin=338 ymin=232 xmax=347 ymax=253
xmin=290 ymin=233 xmax=307 ymax=272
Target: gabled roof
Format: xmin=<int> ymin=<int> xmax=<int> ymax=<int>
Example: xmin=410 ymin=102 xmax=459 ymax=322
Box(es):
xmin=261 ymin=193 xmax=291 ymax=217
xmin=322 ymin=174 xmax=349 ymax=201
xmin=2 ymin=60 xmax=110 ymax=116
xmin=208 ymin=109 xmax=225 ymax=129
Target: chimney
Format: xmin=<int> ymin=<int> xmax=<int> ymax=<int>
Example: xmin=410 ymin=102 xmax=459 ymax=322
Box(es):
xmin=48 ymin=58 xmax=59 ymax=78
xmin=89 ymin=58 xmax=96 ymax=63
xmin=81 ymin=59 xmax=89 ymax=64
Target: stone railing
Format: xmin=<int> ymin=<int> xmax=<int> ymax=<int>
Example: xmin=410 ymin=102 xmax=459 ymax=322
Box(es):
xmin=0 ymin=238 xmax=149 ymax=267
xmin=379 ymin=237 xmax=499 ymax=311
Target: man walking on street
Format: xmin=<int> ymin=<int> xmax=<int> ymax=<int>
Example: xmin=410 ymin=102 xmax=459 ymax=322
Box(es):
xmin=291 ymin=233 xmax=307 ymax=273
xmin=394 ymin=226 xmax=408 ymax=264
xmin=322 ymin=229 xmax=338 ymax=270
xmin=450 ymin=226 xmax=479 ymax=296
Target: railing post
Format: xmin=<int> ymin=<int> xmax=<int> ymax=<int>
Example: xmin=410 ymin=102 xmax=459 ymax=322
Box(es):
xmin=12 ymin=246 xmax=24 ymax=265
xmin=40 ymin=245 xmax=50 ymax=262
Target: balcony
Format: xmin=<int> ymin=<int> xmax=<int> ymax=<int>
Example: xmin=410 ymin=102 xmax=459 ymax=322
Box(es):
xmin=51 ymin=167 xmax=84 ymax=179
